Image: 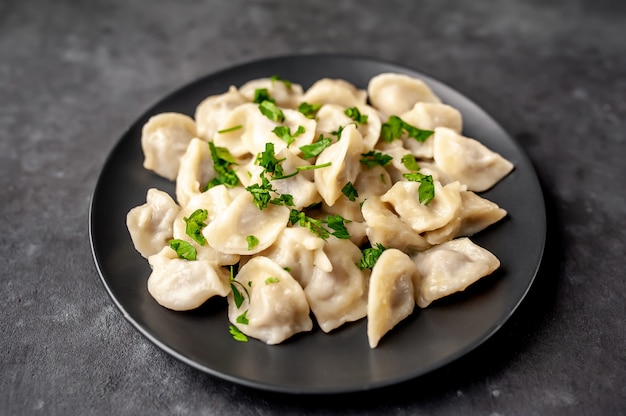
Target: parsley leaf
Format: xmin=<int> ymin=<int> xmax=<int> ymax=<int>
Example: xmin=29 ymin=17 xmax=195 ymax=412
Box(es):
xmin=259 ymin=100 xmax=285 ymax=123
xmin=253 ymin=88 xmax=273 ymax=104
xmin=298 ymin=102 xmax=322 ymax=119
xmin=265 ymin=277 xmax=280 ymax=284
xmin=230 ymin=280 xmax=249 ymax=309
xmin=403 ymin=172 xmax=435 ymax=205
xmin=357 ymin=243 xmax=386 ymax=270
xmin=184 ymin=209 xmax=208 ymax=246
xmin=289 ymin=209 xmax=330 ymax=239
xmin=360 ymin=150 xmax=393 ymax=169
xmin=296 ymin=162 xmax=332 ymax=171
xmin=256 ymin=142 xmax=285 ymax=178
xmin=229 ymin=325 xmax=248 ymax=342
xmin=272 ymin=125 xmax=305 ymax=147
xmin=330 ymin=124 xmax=345 ymax=139
xmin=246 ymin=235 xmax=259 ymax=251
xmin=245 ymin=176 xmax=275 ymax=210
xmin=270 ymin=75 xmax=292 ymax=89
xmin=381 ymin=116 xmax=433 ymax=143
xmin=207 ymin=142 xmax=240 ymax=189
xmin=341 ymin=182 xmax=359 ymax=202
xmin=344 ymin=107 xmax=368 ymax=124
xmin=236 ymin=310 xmax=249 ymax=325
xmin=299 ymin=135 xmax=332 ymax=159
xmin=217 ymin=125 xmax=243 ymax=134
xmin=271 ymin=193 xmax=295 ymax=207
xmin=401 ymin=154 xmax=421 ymax=171
xmin=325 ymin=215 xmax=351 ymax=239
xmin=169 ymin=239 xmax=197 ymax=261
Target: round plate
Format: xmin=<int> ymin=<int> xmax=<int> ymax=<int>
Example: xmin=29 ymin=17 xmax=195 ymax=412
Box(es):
xmin=89 ymin=54 xmax=546 ymax=394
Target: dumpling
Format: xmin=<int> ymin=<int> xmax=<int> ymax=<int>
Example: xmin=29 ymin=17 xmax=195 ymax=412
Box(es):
xmin=141 ymin=112 xmax=198 ymax=181
xmin=302 ymin=78 xmax=368 ymax=108
xmin=314 ymin=104 xmax=381 ymax=152
xmin=194 ymin=86 xmax=247 ymax=141
xmin=239 ymin=77 xmax=304 ymax=109
xmin=367 ymin=249 xmax=417 ymax=348
xmin=368 ymin=73 xmax=441 ymax=117
xmin=412 ymin=237 xmax=500 ymax=308
xmin=126 ymin=188 xmax=180 ymax=258
xmin=380 ymin=180 xmax=463 ymax=234
xmin=433 ymin=127 xmax=514 ymax=192
xmin=457 ymin=191 xmax=507 ymax=237
xmin=147 ymin=246 xmax=231 ymax=311
xmin=354 ymin=164 xmax=392 ymax=199
xmin=264 ymin=148 xmax=321 ymax=210
xmin=257 ymin=227 xmax=325 ymax=288
xmin=175 ymin=138 xmax=214 ymax=207
xmin=305 ymin=236 xmax=369 ymax=332
xmin=204 ymin=191 xmax=290 ymax=255
xmin=314 ymin=124 xmax=363 ymax=206
xmin=361 ymin=196 xmax=431 ymax=252
xmin=227 ymin=256 xmax=312 ymax=345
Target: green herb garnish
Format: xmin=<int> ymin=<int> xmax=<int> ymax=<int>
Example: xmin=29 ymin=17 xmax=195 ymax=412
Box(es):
xmin=217 ymin=125 xmax=243 ymax=134
xmin=246 ymin=176 xmax=275 ymax=210
xmin=256 ymin=142 xmax=285 ymax=178
xmin=183 ymin=209 xmax=208 ymax=246
xmin=229 ymin=325 xmax=248 ymax=342
xmin=360 ymin=150 xmax=393 ymax=169
xmin=341 ymin=182 xmax=359 ymax=202
xmin=246 ymin=235 xmax=259 ymax=251
xmin=299 ymin=135 xmax=333 ymax=159
xmin=357 ymin=243 xmax=386 ymax=270
xmin=344 ymin=107 xmax=368 ymax=124
xmin=259 ymin=100 xmax=285 ymax=123
xmin=401 ymin=154 xmax=421 ymax=171
xmin=381 ymin=116 xmax=433 ymax=143
xmin=325 ymin=215 xmax=351 ymax=240
xmin=298 ymin=102 xmax=322 ymax=119
xmin=272 ymin=125 xmax=305 ymax=147
xmin=403 ymin=172 xmax=435 ymax=205
xmin=207 ymin=142 xmax=240 ymax=189
xmin=270 ymin=75 xmax=292 ymax=89
xmin=253 ymin=88 xmax=273 ymax=104
xmin=296 ymin=162 xmax=332 ymax=171
xmin=236 ymin=310 xmax=249 ymax=325
xmin=168 ymin=239 xmax=197 ymax=261
xmin=265 ymin=277 xmax=280 ymax=284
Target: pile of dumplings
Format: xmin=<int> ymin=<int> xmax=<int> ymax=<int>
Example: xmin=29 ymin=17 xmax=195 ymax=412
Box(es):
xmin=126 ymin=73 xmax=514 ymax=348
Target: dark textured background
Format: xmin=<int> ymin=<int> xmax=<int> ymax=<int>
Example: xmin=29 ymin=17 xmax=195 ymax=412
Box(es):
xmin=1 ymin=0 xmax=625 ymax=414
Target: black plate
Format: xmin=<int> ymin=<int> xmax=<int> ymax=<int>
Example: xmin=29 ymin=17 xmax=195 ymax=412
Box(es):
xmin=89 ymin=54 xmax=546 ymax=394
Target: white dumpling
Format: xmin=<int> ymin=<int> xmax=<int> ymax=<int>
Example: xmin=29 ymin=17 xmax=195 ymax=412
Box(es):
xmin=320 ymin=199 xmax=367 ymax=246
xmin=194 ymin=86 xmax=247 ymax=141
xmin=239 ymin=77 xmax=304 ymax=109
xmin=227 ymin=256 xmax=312 ymax=345
xmin=361 ymin=196 xmax=431 ymax=252
xmin=265 ymin=148 xmax=321 ymax=210
xmin=368 ymin=73 xmax=441 ymax=117
xmin=171 ymin=187 xmax=240 ymax=266
xmin=126 ymin=188 xmax=180 ymax=258
xmin=175 ymin=138 xmax=214 ymax=207
xmin=314 ymin=124 xmax=363 ymax=206
xmin=314 ymin=104 xmax=381 ymax=152
xmin=412 ymin=237 xmax=500 ymax=308
xmin=141 ymin=112 xmax=198 ymax=181
xmin=147 ymin=246 xmax=230 ymax=311
xmin=258 ymin=227 xmax=326 ymax=288
xmin=457 ymin=191 xmax=507 ymax=237
xmin=381 ymin=180 xmax=463 ymax=234
xmin=354 ymin=164 xmax=392 ymax=199
xmin=302 ymin=78 xmax=367 ymax=108
xmin=304 ymin=237 xmax=369 ymax=333
xmin=367 ymin=249 xmax=417 ymax=348
xmin=204 ymin=191 xmax=290 ymax=255
xmin=433 ymin=127 xmax=514 ymax=192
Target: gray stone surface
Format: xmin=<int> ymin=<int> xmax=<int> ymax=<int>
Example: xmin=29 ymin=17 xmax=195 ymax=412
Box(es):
xmin=1 ymin=0 xmax=624 ymax=414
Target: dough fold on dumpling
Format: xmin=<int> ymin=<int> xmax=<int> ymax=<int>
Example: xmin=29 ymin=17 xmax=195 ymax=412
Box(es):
xmin=227 ymin=256 xmax=312 ymax=345
xmin=147 ymin=246 xmax=231 ymax=311
xmin=367 ymin=249 xmax=417 ymax=348
xmin=433 ymin=127 xmax=514 ymax=192
xmin=412 ymin=237 xmax=500 ymax=308
xmin=194 ymin=86 xmax=247 ymax=141
xmin=175 ymin=138 xmax=215 ymax=207
xmin=239 ymin=77 xmax=304 ymax=109
xmin=141 ymin=112 xmax=198 ymax=181
xmin=126 ymin=188 xmax=180 ymax=258
xmin=368 ymin=73 xmax=441 ymax=117
xmin=302 ymin=78 xmax=367 ymax=108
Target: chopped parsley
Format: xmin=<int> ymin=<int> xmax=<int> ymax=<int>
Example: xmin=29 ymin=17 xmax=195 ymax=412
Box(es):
xmin=295 ymin=162 xmax=332 ymax=171
xmin=270 ymin=74 xmax=292 ymax=89
xmin=344 ymin=107 xmax=368 ymax=124
xmin=325 ymin=215 xmax=351 ymax=240
xmin=256 ymin=142 xmax=285 ymax=178
xmin=298 ymin=102 xmax=322 ymax=119
xmin=229 ymin=325 xmax=248 ymax=342
xmin=217 ymin=125 xmax=243 ymax=134
xmin=230 ymin=280 xmax=249 ymax=309
xmin=265 ymin=277 xmax=280 ymax=284
xmin=330 ymin=124 xmax=345 ymax=139
xmin=341 ymin=182 xmax=359 ymax=202
xmin=259 ymin=100 xmax=285 ymax=123
xmin=272 ymin=125 xmax=305 ymax=147
xmin=299 ymin=135 xmax=333 ymax=159
xmin=360 ymin=150 xmax=393 ymax=169
xmin=270 ymin=193 xmax=295 ymax=207
xmin=207 ymin=142 xmax=240 ymax=189
xmin=245 ymin=176 xmax=275 ymax=210
xmin=253 ymin=88 xmax=273 ymax=104
xmin=289 ymin=209 xmax=351 ymax=240
xmin=357 ymin=243 xmax=387 ymax=270
xmin=403 ymin=172 xmax=435 ymax=205
xmin=236 ymin=310 xmax=249 ymax=324
xmin=381 ymin=116 xmax=433 ymax=143
xmin=169 ymin=239 xmax=197 ymax=261
xmin=184 ymin=209 xmax=208 ymax=246
xmin=246 ymin=235 xmax=259 ymax=251
xmin=401 ymin=154 xmax=421 ymax=171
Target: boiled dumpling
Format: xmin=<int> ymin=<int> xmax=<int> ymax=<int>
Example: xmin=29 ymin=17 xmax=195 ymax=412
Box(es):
xmin=456 ymin=191 xmax=507 ymax=237
xmin=412 ymin=237 xmax=500 ymax=308
xmin=314 ymin=104 xmax=381 ymax=152
xmin=263 ymin=148 xmax=321 ymax=210
xmin=302 ymin=78 xmax=367 ymax=108
xmin=367 ymin=249 xmax=417 ymax=348
xmin=368 ymin=73 xmax=441 ymax=117
xmin=126 ymin=188 xmax=180 ymax=258
xmin=305 ymin=236 xmax=369 ymax=332
xmin=141 ymin=112 xmax=198 ymax=181
xmin=194 ymin=86 xmax=247 ymax=141
xmin=147 ymin=246 xmax=230 ymax=311
xmin=204 ymin=191 xmax=290 ymax=255
xmin=314 ymin=124 xmax=363 ymax=206
xmin=239 ymin=77 xmax=304 ymax=109
xmin=433 ymin=127 xmax=514 ymax=192
xmin=175 ymin=138 xmax=214 ymax=207
xmin=227 ymin=256 xmax=312 ymax=345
